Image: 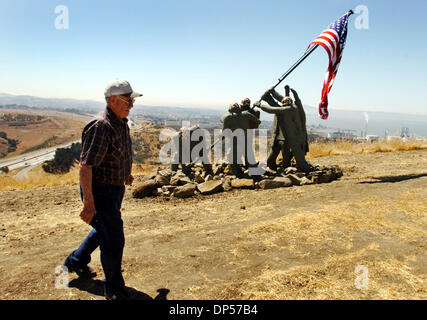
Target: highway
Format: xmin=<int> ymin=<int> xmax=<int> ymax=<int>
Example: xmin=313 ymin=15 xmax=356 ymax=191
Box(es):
xmin=0 ymin=140 xmax=81 ymax=174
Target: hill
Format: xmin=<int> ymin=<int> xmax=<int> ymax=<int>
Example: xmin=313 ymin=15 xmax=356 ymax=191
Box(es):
xmin=0 ymin=149 xmax=425 ymax=299
xmin=0 ymin=110 xmax=86 ymax=159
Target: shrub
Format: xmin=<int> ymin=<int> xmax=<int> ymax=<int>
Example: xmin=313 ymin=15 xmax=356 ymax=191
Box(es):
xmin=42 ymin=142 xmax=81 ymax=174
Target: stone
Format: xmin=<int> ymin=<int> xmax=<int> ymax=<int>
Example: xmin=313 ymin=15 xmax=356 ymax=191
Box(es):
xmin=285 ymin=167 xmax=298 ymax=175
xmin=133 ymin=179 xmax=158 ymax=198
xmin=312 ymin=175 xmax=320 ymax=184
xmin=331 ymin=165 xmax=343 ymax=178
xmin=158 ymin=168 xmax=172 ymax=177
xmin=170 ymin=175 xmax=180 ymax=186
xmin=170 ymin=171 xmax=189 ymax=186
xmin=154 ymin=188 xmax=163 ymax=196
xmin=286 ymin=174 xmax=302 ymax=186
xmin=231 ymin=178 xmax=254 ymax=189
xmin=300 ymin=177 xmax=314 ymax=185
xmin=179 ymin=176 xmax=193 ymax=185
xmin=154 ymin=174 xmax=170 ymax=187
xmin=213 ymin=164 xmax=224 ymax=176
xmin=223 ymin=165 xmax=233 ymax=176
xmin=320 ymin=171 xmax=332 ymax=183
xmin=194 ymin=173 xmax=205 ymax=184
xmin=264 ymin=167 xmax=277 ymax=176
xmin=161 ymin=185 xmax=176 ymax=193
xmin=258 ymin=177 xmax=292 ymax=189
xmin=222 ymin=178 xmax=233 ymax=192
xmin=197 ymin=180 xmax=223 ymax=195
xmin=173 ymin=183 xmax=196 ymax=198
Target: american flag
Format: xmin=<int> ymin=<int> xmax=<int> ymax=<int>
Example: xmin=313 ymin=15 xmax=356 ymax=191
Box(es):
xmin=309 ymin=11 xmax=352 ymax=120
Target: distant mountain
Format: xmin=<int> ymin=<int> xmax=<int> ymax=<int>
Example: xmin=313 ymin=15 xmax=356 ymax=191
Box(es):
xmin=1 ymin=93 xmax=426 ymax=137
xmin=0 ymin=93 xmax=105 ymax=113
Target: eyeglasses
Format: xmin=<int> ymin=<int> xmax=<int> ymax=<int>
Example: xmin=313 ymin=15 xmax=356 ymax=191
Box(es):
xmin=117 ymin=96 xmax=135 ymax=105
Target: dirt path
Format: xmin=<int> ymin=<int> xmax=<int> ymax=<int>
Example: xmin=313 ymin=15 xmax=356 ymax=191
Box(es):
xmin=0 ymin=150 xmax=426 ymax=300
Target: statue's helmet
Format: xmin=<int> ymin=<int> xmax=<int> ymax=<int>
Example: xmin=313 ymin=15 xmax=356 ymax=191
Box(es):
xmin=228 ymin=103 xmax=240 ymax=113
xmin=241 ymin=98 xmax=251 ymax=107
xmin=281 ymin=96 xmax=293 ymax=106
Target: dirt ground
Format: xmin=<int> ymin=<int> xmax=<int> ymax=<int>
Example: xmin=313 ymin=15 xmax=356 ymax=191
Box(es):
xmin=0 ymin=149 xmax=426 ymax=300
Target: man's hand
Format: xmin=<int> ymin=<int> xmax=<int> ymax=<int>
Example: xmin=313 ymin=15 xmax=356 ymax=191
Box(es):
xmin=125 ymin=174 xmax=134 ymax=186
xmin=253 ymin=101 xmax=261 ymax=108
xmin=79 ymin=164 xmax=96 ymax=225
xmin=80 ymin=201 xmax=96 ymax=225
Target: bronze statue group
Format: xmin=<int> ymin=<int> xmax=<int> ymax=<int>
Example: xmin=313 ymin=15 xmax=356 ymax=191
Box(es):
xmin=171 ymin=85 xmax=312 ymax=178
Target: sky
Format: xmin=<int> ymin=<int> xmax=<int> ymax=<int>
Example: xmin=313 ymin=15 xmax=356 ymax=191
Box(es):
xmin=0 ymin=0 xmax=426 ymax=115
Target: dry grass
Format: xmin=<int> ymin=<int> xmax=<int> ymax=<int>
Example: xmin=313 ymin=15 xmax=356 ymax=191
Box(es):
xmin=0 ymin=164 xmax=161 ymax=191
xmin=184 ymin=188 xmax=427 ymax=299
xmin=0 ymin=166 xmax=80 ymax=191
xmin=307 ymin=139 xmax=427 ymax=158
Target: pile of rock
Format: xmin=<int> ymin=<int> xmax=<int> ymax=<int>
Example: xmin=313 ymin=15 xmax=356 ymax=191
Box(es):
xmin=132 ymin=163 xmax=343 ymax=199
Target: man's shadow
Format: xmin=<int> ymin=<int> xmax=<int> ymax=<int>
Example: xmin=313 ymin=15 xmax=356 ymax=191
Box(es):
xmin=358 ymin=173 xmax=427 ymax=184
xmin=68 ymin=278 xmax=170 ymax=300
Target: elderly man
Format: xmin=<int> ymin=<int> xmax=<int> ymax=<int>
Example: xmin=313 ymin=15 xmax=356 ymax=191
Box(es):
xmin=254 ymin=86 xmax=310 ymax=172
xmin=63 ymin=79 xmax=142 ymax=300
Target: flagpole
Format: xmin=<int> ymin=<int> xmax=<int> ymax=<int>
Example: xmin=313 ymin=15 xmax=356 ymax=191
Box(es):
xmin=270 ymin=9 xmax=354 ymax=90
xmin=272 ymin=44 xmax=319 ymax=89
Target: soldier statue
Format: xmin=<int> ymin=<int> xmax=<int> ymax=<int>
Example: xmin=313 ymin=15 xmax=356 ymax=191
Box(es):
xmin=220 ymin=101 xmax=261 ymax=177
xmin=254 ymin=86 xmax=310 ymax=173
xmin=170 ymin=124 xmax=213 ymax=175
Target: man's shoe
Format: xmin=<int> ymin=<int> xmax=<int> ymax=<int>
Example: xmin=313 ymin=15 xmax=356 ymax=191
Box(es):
xmin=64 ymin=262 xmax=97 ymax=279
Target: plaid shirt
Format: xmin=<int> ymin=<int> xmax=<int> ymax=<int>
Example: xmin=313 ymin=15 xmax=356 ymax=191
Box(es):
xmin=80 ymin=107 xmax=133 ymax=186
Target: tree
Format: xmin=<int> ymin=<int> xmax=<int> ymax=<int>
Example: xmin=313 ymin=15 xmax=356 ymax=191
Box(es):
xmin=42 ymin=142 xmax=81 ymax=174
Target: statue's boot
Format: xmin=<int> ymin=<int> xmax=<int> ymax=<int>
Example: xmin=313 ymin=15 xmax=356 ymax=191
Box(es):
xmin=266 ymin=140 xmax=281 ymax=171
xmin=230 ymin=164 xmax=243 ymax=178
xmin=278 ymin=140 xmax=292 ymax=168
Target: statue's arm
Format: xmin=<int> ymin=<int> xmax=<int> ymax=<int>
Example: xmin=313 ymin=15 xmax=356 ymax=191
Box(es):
xmin=291 ymin=88 xmax=306 ymax=122
xmin=247 ymin=113 xmax=261 ymax=128
xmin=271 ymin=89 xmax=284 ymax=102
xmin=258 ymin=103 xmax=290 ymax=114
xmin=291 ymin=89 xmax=302 ymax=107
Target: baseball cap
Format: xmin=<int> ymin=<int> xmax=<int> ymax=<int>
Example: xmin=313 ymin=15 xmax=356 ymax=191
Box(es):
xmin=104 ymin=79 xmax=143 ymax=98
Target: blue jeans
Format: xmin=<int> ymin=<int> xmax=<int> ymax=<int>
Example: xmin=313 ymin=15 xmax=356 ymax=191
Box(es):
xmin=65 ymin=185 xmax=126 ymax=294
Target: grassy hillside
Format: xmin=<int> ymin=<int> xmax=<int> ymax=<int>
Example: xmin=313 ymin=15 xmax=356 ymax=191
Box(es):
xmin=0 ymin=111 xmax=85 ymax=158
